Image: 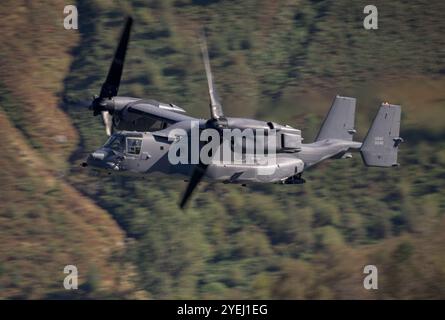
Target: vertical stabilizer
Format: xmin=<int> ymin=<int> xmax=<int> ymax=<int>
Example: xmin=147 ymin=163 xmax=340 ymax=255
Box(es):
xmin=315 ymin=95 xmax=356 ymax=142
xmin=361 ymin=103 xmax=403 ymax=167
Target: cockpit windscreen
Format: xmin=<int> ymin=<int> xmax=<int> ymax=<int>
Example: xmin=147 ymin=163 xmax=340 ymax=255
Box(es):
xmin=104 ymin=135 xmax=125 ymax=152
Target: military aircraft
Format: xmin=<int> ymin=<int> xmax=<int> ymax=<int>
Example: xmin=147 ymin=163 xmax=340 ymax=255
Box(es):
xmin=80 ymin=17 xmax=403 ymax=208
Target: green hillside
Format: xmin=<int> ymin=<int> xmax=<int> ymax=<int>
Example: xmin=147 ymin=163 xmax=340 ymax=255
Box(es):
xmin=1 ymin=0 xmax=445 ymax=299
xmin=0 ymin=0 xmax=134 ymax=299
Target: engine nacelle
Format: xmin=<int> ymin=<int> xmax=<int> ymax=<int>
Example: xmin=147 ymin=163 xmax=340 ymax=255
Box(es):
xmin=112 ymin=97 xmax=186 ymax=131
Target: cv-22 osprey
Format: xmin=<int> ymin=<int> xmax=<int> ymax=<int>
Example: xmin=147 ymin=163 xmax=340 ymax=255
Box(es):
xmin=80 ymin=17 xmax=403 ymax=208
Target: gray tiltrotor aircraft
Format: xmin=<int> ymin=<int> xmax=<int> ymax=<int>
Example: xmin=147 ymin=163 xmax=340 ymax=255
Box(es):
xmin=81 ymin=17 xmax=403 ymax=208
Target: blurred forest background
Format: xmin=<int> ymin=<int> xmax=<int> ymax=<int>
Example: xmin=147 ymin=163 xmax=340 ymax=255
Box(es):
xmin=0 ymin=0 xmax=444 ymax=299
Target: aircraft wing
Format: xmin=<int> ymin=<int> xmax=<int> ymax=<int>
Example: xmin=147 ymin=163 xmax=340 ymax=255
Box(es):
xmin=126 ymin=101 xmax=198 ymax=124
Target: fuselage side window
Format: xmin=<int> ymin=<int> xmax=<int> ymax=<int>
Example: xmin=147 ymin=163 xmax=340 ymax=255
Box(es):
xmin=126 ymin=138 xmax=142 ymax=155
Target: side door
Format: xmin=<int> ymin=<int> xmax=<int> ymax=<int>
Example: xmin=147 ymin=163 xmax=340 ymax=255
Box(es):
xmin=124 ymin=136 xmax=144 ymax=172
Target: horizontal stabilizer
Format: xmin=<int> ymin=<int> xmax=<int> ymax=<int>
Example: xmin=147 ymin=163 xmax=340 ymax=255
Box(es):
xmin=361 ymin=103 xmax=402 ymax=167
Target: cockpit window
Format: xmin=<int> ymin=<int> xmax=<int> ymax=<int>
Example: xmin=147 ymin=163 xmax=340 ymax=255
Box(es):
xmin=126 ymin=138 xmax=142 ymax=155
xmin=104 ymin=135 xmax=125 ymax=152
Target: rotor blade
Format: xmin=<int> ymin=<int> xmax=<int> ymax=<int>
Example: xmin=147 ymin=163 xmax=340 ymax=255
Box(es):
xmin=179 ymin=162 xmax=208 ymax=209
xmin=101 ymin=111 xmax=113 ymax=136
xmin=199 ymin=33 xmax=224 ymax=120
xmin=99 ymin=16 xmax=133 ymax=99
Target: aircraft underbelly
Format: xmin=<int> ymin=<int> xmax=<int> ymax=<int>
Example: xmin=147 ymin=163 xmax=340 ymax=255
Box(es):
xmin=205 ymin=156 xmax=304 ymax=183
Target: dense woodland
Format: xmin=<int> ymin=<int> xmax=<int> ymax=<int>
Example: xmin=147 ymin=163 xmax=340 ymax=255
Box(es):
xmin=0 ymin=0 xmax=444 ymax=299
